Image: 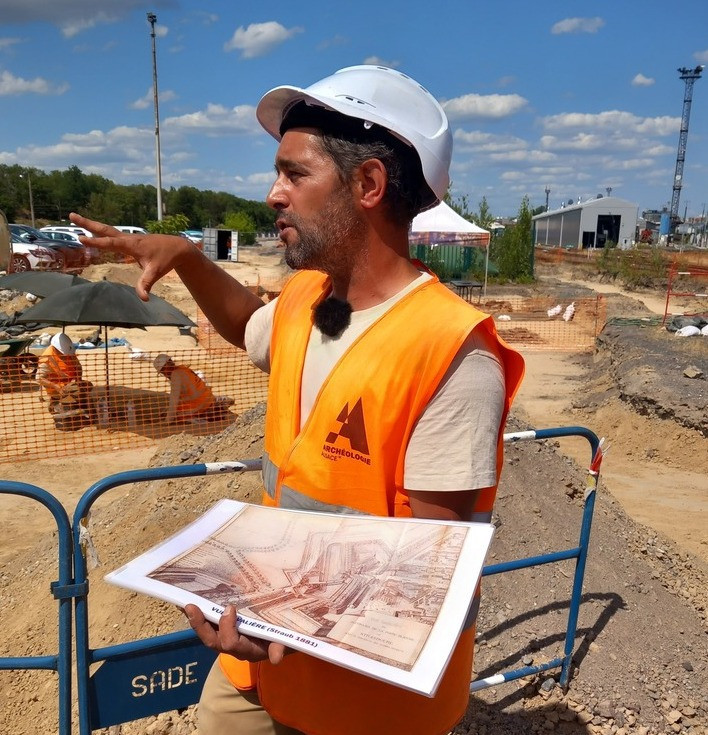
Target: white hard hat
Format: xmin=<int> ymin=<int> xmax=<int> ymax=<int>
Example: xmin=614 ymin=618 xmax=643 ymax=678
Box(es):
xmin=50 ymin=333 xmax=75 ymax=355
xmin=256 ymin=65 xmax=452 ymax=210
xmin=153 ymin=353 xmax=171 ymax=372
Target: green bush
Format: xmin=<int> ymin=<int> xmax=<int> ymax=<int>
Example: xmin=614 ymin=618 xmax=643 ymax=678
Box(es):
xmin=146 ymin=213 xmax=189 ymax=235
xmin=489 ymin=196 xmax=533 ymax=281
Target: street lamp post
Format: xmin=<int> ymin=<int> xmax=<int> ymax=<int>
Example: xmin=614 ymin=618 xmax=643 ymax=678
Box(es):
xmin=147 ymin=12 xmax=164 ymax=221
xmin=20 ymin=171 xmax=35 ymax=228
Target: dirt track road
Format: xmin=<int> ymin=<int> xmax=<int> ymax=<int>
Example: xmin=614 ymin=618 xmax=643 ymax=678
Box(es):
xmin=514 ymin=274 xmax=707 ymax=565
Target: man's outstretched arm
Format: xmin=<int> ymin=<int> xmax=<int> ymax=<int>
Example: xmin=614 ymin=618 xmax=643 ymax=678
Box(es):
xmin=70 ymin=213 xmax=265 ymax=350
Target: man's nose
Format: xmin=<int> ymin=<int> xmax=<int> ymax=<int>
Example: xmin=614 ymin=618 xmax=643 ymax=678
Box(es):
xmin=266 ymin=177 xmax=287 ymax=210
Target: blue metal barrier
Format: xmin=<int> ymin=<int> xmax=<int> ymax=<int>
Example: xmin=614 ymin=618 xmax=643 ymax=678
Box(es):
xmin=67 ymin=426 xmax=601 ymax=730
xmin=471 ymin=425 xmax=603 ymax=692
xmin=72 ymin=460 xmax=261 ymax=734
xmin=0 ymin=481 xmax=74 ymax=735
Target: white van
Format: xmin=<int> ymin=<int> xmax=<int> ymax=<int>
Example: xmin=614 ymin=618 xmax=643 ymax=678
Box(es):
xmin=113 ymin=226 xmax=148 ymax=235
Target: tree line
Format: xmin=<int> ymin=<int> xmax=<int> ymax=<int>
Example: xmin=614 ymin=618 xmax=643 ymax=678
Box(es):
xmin=0 ymin=164 xmax=275 ymax=233
xmin=1 ymin=162 xmax=537 ymax=280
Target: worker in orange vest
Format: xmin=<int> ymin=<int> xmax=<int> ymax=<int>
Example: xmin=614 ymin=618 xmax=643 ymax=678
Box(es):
xmin=37 ymin=333 xmax=93 ymax=417
xmin=153 ymin=353 xmax=215 ymax=423
xmin=71 ymin=64 xmax=524 ymax=735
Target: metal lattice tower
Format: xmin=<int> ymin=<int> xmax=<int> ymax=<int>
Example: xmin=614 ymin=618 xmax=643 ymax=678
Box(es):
xmin=670 ymin=65 xmax=704 ymax=223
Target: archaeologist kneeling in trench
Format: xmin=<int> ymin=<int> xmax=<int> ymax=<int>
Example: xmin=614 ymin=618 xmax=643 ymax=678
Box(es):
xmin=37 ymin=333 xmax=94 ymax=418
xmin=153 ymin=353 xmax=220 ymax=424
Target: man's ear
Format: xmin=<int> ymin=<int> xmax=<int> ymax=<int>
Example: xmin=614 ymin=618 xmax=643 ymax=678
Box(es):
xmin=353 ymin=159 xmax=387 ymax=210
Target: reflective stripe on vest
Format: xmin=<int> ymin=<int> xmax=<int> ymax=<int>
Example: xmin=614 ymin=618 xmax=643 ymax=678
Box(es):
xmin=220 ymin=270 xmax=524 ymax=733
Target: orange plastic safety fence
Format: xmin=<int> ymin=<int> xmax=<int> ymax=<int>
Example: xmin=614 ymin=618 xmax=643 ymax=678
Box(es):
xmin=0 ymin=346 xmax=268 ymax=464
xmin=663 ymin=264 xmax=708 ymax=325
xmin=195 ymin=275 xmax=291 ymax=351
xmin=475 ymin=294 xmax=607 ymax=351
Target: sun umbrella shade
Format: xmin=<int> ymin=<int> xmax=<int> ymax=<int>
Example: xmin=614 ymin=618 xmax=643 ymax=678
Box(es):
xmin=15 ymin=280 xmax=195 ymax=329
xmin=0 ymin=271 xmax=90 ymax=298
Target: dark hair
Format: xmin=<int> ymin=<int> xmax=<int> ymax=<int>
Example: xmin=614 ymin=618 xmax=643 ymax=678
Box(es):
xmin=280 ymin=101 xmax=428 ymax=226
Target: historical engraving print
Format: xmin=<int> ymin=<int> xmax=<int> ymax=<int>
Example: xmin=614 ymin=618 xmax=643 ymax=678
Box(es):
xmin=149 ymin=504 xmax=468 ymax=670
xmin=106 ymin=500 xmax=494 ymax=695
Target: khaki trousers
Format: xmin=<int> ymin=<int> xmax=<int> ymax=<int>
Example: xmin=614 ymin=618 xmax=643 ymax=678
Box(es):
xmin=197 ymin=660 xmax=304 ymax=735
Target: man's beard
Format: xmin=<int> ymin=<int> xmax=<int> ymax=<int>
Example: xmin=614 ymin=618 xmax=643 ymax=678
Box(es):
xmin=280 ymin=185 xmax=365 ymax=276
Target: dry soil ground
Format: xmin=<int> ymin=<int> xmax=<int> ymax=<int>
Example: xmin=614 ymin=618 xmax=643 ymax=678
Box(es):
xmin=0 ymin=252 xmax=706 ymax=735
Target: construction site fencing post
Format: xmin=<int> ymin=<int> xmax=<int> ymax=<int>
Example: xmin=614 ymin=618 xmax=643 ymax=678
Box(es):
xmin=472 ymin=425 xmax=602 ymax=691
xmin=72 ymin=460 xmax=262 ymax=734
xmin=0 ymin=480 xmax=74 ymax=735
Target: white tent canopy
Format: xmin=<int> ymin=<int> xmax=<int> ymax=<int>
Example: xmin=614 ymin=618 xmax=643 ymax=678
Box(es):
xmin=410 ymin=200 xmax=489 ymax=240
xmin=409 ymin=201 xmax=491 ymax=295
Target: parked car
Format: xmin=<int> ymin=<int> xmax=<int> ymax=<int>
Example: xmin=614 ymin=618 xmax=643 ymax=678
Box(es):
xmin=113 ymin=225 xmax=148 ymax=235
xmin=40 ymin=225 xmax=93 ymax=239
xmin=10 ymin=224 xmax=87 ymax=272
xmin=40 ymin=230 xmax=95 ymax=266
xmin=180 ymin=229 xmax=203 ymax=244
xmin=9 ymin=234 xmax=59 ymax=272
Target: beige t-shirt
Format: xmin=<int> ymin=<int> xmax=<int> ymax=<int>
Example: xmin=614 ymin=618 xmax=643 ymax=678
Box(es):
xmin=244 ymin=273 xmax=505 ymax=492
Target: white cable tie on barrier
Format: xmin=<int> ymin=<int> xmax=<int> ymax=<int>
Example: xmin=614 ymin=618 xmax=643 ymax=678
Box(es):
xmin=79 ymin=515 xmax=101 ymax=570
xmin=470 ymin=673 xmax=506 ymax=691
xmin=205 ymin=460 xmax=262 ymax=474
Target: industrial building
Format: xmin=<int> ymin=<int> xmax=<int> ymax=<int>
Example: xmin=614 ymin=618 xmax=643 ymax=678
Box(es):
xmin=533 ymin=196 xmax=638 ymax=249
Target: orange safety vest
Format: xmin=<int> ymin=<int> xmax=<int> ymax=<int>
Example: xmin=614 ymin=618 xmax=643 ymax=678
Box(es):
xmin=39 ymin=345 xmax=83 ymax=399
xmin=220 ymin=271 xmax=524 ymax=734
xmin=172 ymin=366 xmax=214 ymax=415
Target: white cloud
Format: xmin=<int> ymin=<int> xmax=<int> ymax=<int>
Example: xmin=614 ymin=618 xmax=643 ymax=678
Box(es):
xmin=243 ymin=171 xmax=276 ymax=186
xmin=694 ymin=49 xmax=708 ymax=63
xmin=541 ymin=110 xmax=679 ymax=137
xmin=130 ymin=87 xmax=177 ymax=110
xmin=0 ymin=38 xmax=22 ymax=51
xmin=551 ymin=17 xmax=605 ymax=34
xmin=317 ymin=35 xmax=347 ymax=51
xmin=60 ymin=12 xmax=122 ymax=38
xmin=223 ymin=21 xmax=303 ymax=59
xmin=0 ymin=69 xmax=68 ymax=95
xmin=442 ymin=93 xmax=528 ymax=121
xmin=362 ymin=56 xmax=400 ymax=68
xmin=489 ymin=149 xmax=556 ymax=163
xmin=165 ymin=103 xmax=260 ymax=136
xmin=454 ymin=129 xmax=528 ymax=153
xmin=15 ymin=125 xmax=152 ymax=168
xmin=632 ymin=73 xmax=655 ymax=87
xmin=604 ymin=158 xmax=654 ymax=171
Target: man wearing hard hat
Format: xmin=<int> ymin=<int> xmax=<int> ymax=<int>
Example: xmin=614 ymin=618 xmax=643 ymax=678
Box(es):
xmin=37 ymin=332 xmax=94 ymax=421
xmin=153 ymin=353 xmax=215 ymax=424
xmin=72 ymin=65 xmax=524 ymax=735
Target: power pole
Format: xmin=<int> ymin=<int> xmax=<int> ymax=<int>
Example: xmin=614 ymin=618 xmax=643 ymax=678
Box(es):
xmin=670 ymin=65 xmax=703 ymax=226
xmin=20 ymin=170 xmax=35 ymax=228
xmin=147 ymin=12 xmax=164 ymax=221
xmin=544 ymin=186 xmax=550 ymax=211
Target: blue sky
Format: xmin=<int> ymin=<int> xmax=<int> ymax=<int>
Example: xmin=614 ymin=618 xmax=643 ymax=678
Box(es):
xmin=1 ymin=0 xmax=707 ymax=220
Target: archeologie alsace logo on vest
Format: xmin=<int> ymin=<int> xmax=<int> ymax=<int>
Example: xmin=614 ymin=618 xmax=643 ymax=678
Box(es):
xmin=322 ymin=398 xmax=371 ymax=465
